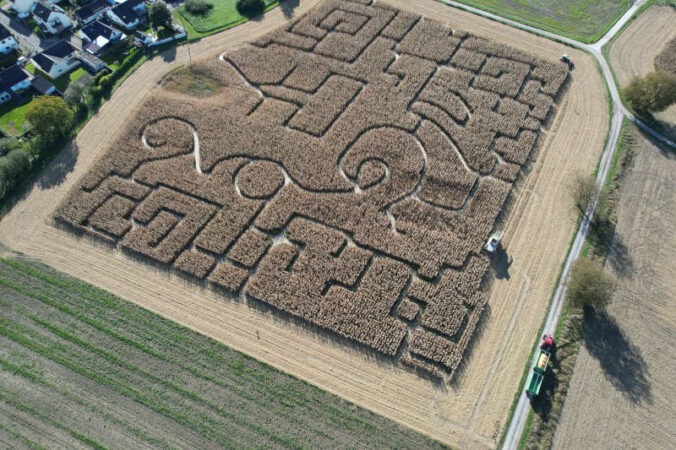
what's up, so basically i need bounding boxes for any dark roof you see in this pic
[75,0,111,21]
[32,2,54,22]
[32,40,77,72]
[0,24,12,41]
[80,20,116,41]
[0,65,30,91]
[32,76,55,94]
[41,40,77,58]
[109,0,145,25]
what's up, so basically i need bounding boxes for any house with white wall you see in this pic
[7,0,57,19]
[75,0,114,25]
[0,65,33,104]
[31,40,80,79]
[0,25,19,54]
[107,0,146,30]
[32,2,72,35]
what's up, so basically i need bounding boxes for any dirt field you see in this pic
[553,127,676,449]
[0,0,608,448]
[608,5,676,124]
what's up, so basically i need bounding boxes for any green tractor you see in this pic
[525,334,554,398]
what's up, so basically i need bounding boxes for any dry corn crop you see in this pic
[55,0,568,382]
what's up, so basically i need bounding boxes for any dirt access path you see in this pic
[0,0,608,448]
[553,127,676,449]
[608,5,676,124]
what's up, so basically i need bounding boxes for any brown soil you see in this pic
[553,127,676,449]
[0,0,608,447]
[608,5,676,124]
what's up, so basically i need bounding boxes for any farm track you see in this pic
[553,126,676,449]
[0,0,610,448]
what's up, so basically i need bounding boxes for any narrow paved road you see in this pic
[436,1,676,449]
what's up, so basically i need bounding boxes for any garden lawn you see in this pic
[0,100,32,136]
[176,0,279,38]
[447,0,631,43]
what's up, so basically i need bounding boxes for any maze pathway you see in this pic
[55,0,569,382]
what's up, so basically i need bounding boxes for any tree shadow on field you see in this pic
[604,231,633,278]
[583,306,652,404]
[280,0,300,18]
[161,45,176,62]
[490,245,512,280]
[37,142,78,189]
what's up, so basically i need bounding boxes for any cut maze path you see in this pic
[0,0,611,448]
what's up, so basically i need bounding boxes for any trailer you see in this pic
[525,335,554,397]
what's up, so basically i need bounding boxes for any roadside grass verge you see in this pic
[0,256,448,449]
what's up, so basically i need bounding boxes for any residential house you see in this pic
[77,51,105,72]
[75,0,113,25]
[32,2,72,35]
[133,30,152,46]
[31,76,56,96]
[0,65,33,104]
[31,40,80,79]
[0,25,19,54]
[7,0,58,19]
[77,19,123,55]
[107,0,146,30]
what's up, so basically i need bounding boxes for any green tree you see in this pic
[149,1,172,29]
[185,0,212,15]
[572,174,605,212]
[236,0,264,16]
[64,74,94,112]
[26,96,73,143]
[624,70,676,113]
[0,147,31,199]
[567,258,616,308]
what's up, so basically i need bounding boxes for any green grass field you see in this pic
[448,0,631,42]
[175,0,278,39]
[0,257,447,449]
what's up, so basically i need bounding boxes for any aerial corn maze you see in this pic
[56,0,568,382]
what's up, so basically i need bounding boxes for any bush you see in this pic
[236,0,265,16]
[185,0,212,15]
[0,147,31,200]
[624,70,676,113]
[567,258,616,308]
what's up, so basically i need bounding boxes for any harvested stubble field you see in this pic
[0,257,446,449]
[0,0,608,447]
[608,5,676,124]
[57,0,571,382]
[554,126,676,449]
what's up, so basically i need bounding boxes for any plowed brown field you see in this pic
[553,126,676,449]
[608,5,676,124]
[0,0,608,448]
